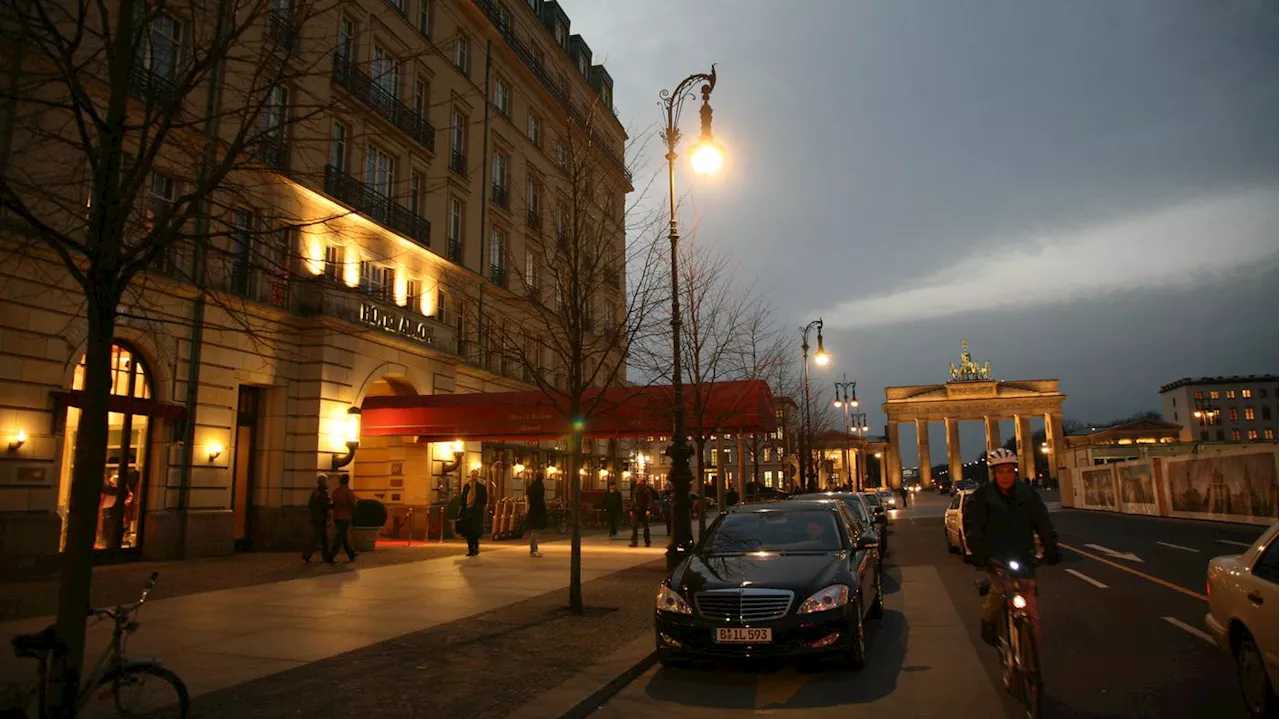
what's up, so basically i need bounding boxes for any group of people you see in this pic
[302,474,359,563]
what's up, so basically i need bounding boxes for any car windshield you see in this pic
[863,494,882,507]
[704,510,844,553]
[836,497,871,526]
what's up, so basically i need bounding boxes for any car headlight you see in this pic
[798,584,850,614]
[656,586,692,615]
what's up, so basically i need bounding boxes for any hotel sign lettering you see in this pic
[359,303,434,345]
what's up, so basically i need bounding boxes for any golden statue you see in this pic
[949,339,993,382]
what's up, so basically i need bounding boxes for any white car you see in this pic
[1205,523,1278,718]
[944,489,977,556]
[877,489,897,509]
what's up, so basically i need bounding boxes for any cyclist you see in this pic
[963,447,1061,646]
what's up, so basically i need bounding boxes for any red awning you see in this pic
[361,380,777,442]
[51,390,188,420]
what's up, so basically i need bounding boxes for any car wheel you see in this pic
[1236,632,1277,718]
[868,569,885,619]
[847,594,867,670]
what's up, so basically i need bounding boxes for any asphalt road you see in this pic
[588,492,1270,718]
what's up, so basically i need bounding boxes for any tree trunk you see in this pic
[568,428,583,615]
[49,295,118,714]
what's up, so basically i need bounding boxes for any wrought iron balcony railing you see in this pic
[489,264,507,288]
[526,210,542,232]
[266,10,300,52]
[257,134,289,171]
[449,149,467,177]
[323,165,430,248]
[128,67,180,108]
[491,183,508,209]
[447,237,462,263]
[332,55,435,153]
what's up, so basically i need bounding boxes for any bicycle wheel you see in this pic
[1018,620,1043,719]
[80,664,189,718]
[999,608,1022,695]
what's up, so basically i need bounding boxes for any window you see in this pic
[365,146,395,197]
[601,84,612,111]
[1242,389,1253,399]
[555,138,568,170]
[578,53,589,77]
[436,289,448,323]
[1229,407,1239,421]
[526,178,541,217]
[447,195,464,257]
[493,76,511,116]
[525,250,537,292]
[453,36,470,74]
[1262,389,1270,398]
[492,151,509,197]
[406,279,421,311]
[1232,429,1241,441]
[1255,540,1278,584]
[330,122,347,172]
[359,261,394,301]
[337,17,356,60]
[139,13,182,80]
[1245,407,1256,421]
[1227,390,1237,399]
[526,112,541,146]
[1174,411,1178,421]
[1247,429,1259,440]
[409,172,424,216]
[1265,428,1275,440]
[1194,391,1204,400]
[418,0,432,36]
[1216,430,1225,441]
[1209,390,1220,400]
[259,85,288,136]
[450,109,467,165]
[371,44,398,99]
[323,245,344,280]
[526,0,537,9]
[554,22,567,48]
[414,78,428,118]
[1263,406,1272,420]
[531,43,545,71]
[490,228,506,270]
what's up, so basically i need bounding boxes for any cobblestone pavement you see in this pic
[184,559,667,719]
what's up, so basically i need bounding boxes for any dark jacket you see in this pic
[603,489,623,516]
[963,480,1058,567]
[526,478,548,530]
[308,487,331,525]
[632,484,653,513]
[458,481,488,538]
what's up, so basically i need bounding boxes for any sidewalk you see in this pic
[0,532,670,716]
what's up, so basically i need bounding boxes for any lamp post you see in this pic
[832,376,857,490]
[851,411,869,490]
[799,319,830,493]
[659,65,723,568]
[1192,401,1220,442]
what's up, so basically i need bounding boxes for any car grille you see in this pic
[695,589,794,622]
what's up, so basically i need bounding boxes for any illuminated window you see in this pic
[1229,408,1239,421]
[1209,390,1220,400]
[1245,407,1256,421]
[1227,390,1237,399]
[1265,428,1275,440]
[1241,389,1253,399]
[1194,391,1204,400]
[1232,429,1241,441]
[1248,429,1258,440]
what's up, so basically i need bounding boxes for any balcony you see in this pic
[447,237,462,263]
[526,210,542,232]
[450,149,467,177]
[257,134,289,171]
[332,55,435,153]
[323,165,430,248]
[603,268,620,290]
[207,252,290,309]
[266,10,300,52]
[294,277,457,354]
[471,0,631,183]
[128,66,179,108]
[489,264,507,289]
[491,183,508,210]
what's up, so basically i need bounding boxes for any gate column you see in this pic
[945,417,963,486]
[885,422,902,489]
[984,415,1002,454]
[916,418,932,488]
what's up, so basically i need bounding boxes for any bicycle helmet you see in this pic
[986,447,1019,467]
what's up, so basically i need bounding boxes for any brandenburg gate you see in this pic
[881,341,1067,488]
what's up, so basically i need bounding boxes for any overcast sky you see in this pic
[567,0,1278,465]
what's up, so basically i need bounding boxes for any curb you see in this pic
[501,634,657,719]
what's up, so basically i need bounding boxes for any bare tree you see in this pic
[489,101,666,614]
[729,298,789,490]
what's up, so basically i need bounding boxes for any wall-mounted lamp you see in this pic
[441,439,466,474]
[598,468,609,478]
[513,463,526,475]
[330,407,362,470]
[208,442,224,463]
[546,465,559,476]
[8,429,26,453]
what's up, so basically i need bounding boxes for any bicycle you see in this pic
[976,557,1042,719]
[3,572,189,718]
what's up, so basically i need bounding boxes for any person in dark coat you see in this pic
[964,448,1061,647]
[630,478,653,547]
[603,482,624,538]
[527,472,548,557]
[459,470,488,556]
[302,477,331,563]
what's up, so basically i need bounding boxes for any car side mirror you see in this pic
[856,534,879,550]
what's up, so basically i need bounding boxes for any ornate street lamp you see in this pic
[833,376,856,490]
[659,65,722,568]
[798,319,830,493]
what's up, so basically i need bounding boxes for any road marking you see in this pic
[1216,539,1252,549]
[1061,543,1206,601]
[1065,568,1109,588]
[1083,543,1144,563]
[1156,541,1201,553]
[1162,616,1215,644]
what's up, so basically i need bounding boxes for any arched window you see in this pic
[58,342,155,552]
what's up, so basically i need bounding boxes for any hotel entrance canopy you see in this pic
[360,380,777,442]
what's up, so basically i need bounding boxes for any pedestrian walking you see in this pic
[302,477,331,563]
[603,482,624,538]
[459,470,487,556]
[328,474,357,562]
[630,477,653,547]
[526,471,547,557]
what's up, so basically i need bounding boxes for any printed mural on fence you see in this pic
[1116,461,1159,516]
[1164,452,1279,525]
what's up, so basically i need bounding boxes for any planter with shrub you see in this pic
[350,498,388,551]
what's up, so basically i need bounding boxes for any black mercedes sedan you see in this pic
[655,499,883,669]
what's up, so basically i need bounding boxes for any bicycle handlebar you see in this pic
[89,572,160,621]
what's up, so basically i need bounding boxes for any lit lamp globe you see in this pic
[690,140,723,176]
[813,349,831,367]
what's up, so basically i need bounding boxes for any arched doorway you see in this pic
[57,342,155,553]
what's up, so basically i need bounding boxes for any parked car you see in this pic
[655,499,884,669]
[860,492,889,552]
[951,479,978,496]
[788,492,884,574]
[1205,523,1278,718]
[876,489,897,509]
[944,488,978,557]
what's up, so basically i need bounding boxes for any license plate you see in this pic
[714,627,772,644]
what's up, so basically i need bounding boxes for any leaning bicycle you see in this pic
[977,557,1042,719]
[3,571,189,717]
